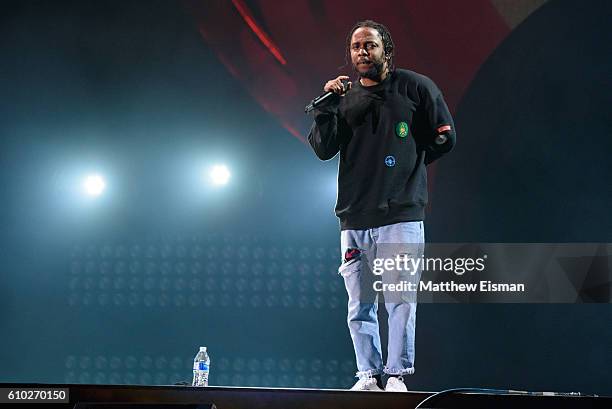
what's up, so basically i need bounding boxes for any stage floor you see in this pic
[0,383,609,408]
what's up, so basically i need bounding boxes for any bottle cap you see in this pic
[199,346,207,352]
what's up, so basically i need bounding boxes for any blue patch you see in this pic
[384,155,396,167]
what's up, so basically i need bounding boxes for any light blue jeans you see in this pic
[339,221,425,378]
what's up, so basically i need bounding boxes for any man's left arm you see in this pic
[419,78,456,165]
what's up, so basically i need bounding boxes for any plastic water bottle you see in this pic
[192,346,210,386]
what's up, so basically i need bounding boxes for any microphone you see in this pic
[305,79,349,113]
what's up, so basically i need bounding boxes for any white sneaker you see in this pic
[350,377,383,391]
[385,376,407,392]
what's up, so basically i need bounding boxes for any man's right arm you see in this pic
[307,75,352,161]
[307,98,349,161]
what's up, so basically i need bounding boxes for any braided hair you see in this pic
[345,20,395,73]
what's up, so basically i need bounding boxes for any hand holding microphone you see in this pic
[324,75,352,94]
[305,75,352,113]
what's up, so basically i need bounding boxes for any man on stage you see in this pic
[307,20,456,392]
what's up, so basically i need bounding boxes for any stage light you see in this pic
[94,372,107,384]
[112,294,125,306]
[217,358,230,371]
[188,294,201,307]
[278,374,291,386]
[208,164,231,186]
[109,357,122,370]
[265,294,278,307]
[78,372,91,384]
[95,356,108,370]
[82,174,106,196]
[281,294,293,308]
[154,373,167,385]
[298,294,309,308]
[157,294,170,307]
[329,295,340,309]
[154,357,168,371]
[143,294,155,308]
[294,374,306,387]
[217,374,230,386]
[139,373,152,385]
[65,356,77,369]
[249,294,262,307]
[80,356,92,370]
[97,293,110,306]
[108,373,122,384]
[232,358,246,372]
[140,356,153,370]
[294,359,307,372]
[262,374,275,387]
[173,294,186,307]
[127,293,140,306]
[326,360,339,373]
[123,373,136,384]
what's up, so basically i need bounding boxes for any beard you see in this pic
[354,58,386,82]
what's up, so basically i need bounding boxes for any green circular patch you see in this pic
[396,121,409,138]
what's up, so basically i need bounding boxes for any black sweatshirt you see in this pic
[307,68,456,230]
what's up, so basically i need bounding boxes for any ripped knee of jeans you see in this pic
[343,247,362,263]
[339,247,364,277]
